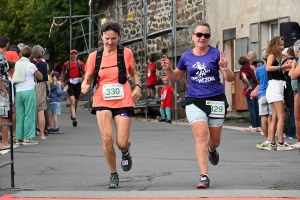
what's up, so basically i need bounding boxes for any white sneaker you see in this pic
[291,141,300,149]
[277,142,294,151]
[0,149,10,155]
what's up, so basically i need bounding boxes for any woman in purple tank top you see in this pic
[161,22,234,189]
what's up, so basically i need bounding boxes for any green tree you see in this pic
[0,0,98,69]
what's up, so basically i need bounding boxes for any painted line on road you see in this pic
[1,194,299,200]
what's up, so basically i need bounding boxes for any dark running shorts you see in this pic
[91,107,134,118]
[67,82,81,99]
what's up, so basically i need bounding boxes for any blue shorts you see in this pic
[185,103,224,127]
[49,103,61,115]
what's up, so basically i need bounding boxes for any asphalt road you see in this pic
[0,101,299,198]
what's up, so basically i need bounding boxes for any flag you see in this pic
[88,0,91,6]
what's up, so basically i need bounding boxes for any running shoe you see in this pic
[158,119,166,122]
[256,141,269,150]
[196,174,210,189]
[268,143,277,151]
[107,174,119,189]
[121,149,132,172]
[166,120,172,123]
[277,142,294,151]
[208,148,219,165]
[72,119,77,127]
[291,141,300,149]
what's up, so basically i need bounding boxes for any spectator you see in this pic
[14,46,43,145]
[159,76,175,123]
[238,56,261,132]
[144,56,157,99]
[5,46,20,62]
[265,36,293,151]
[281,47,296,139]
[48,71,68,134]
[31,45,49,140]
[0,36,12,151]
[289,39,300,149]
[255,49,272,150]
[7,60,16,136]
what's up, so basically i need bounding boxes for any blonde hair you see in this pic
[52,76,58,87]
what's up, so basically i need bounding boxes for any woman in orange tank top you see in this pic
[81,22,141,189]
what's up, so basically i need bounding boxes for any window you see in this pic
[269,22,279,39]
[122,0,128,15]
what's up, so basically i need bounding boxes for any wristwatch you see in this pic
[134,84,142,89]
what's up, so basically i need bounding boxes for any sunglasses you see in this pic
[194,32,211,39]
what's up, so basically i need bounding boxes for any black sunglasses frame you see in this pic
[194,32,211,39]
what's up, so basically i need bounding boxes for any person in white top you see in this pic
[14,46,43,145]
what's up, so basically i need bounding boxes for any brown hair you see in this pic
[22,46,32,58]
[266,36,283,58]
[238,56,249,65]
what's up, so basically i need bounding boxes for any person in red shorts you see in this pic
[159,76,175,123]
[61,49,85,127]
[144,56,157,99]
[81,22,141,189]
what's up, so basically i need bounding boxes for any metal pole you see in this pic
[114,0,118,22]
[143,0,148,120]
[87,0,92,111]
[172,0,178,123]
[69,0,72,53]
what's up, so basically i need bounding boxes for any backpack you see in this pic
[65,59,83,80]
[91,44,127,89]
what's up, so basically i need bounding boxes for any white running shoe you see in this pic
[291,141,300,149]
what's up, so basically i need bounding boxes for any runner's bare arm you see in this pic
[81,72,92,94]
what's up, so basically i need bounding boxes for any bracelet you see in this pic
[278,64,281,71]
[220,66,229,71]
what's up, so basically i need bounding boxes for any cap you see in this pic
[282,48,288,56]
[162,76,168,81]
[51,71,60,78]
[70,49,78,54]
[17,43,26,51]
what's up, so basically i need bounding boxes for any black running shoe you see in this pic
[72,119,77,127]
[196,174,210,189]
[121,149,132,172]
[208,148,219,165]
[107,174,119,189]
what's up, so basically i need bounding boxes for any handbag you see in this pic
[0,94,9,118]
[250,85,259,99]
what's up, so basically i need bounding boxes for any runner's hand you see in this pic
[132,87,141,101]
[161,55,171,71]
[219,51,228,68]
[81,82,90,94]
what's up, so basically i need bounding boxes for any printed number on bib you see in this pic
[206,100,225,118]
[103,83,124,100]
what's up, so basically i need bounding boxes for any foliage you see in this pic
[0,0,98,64]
